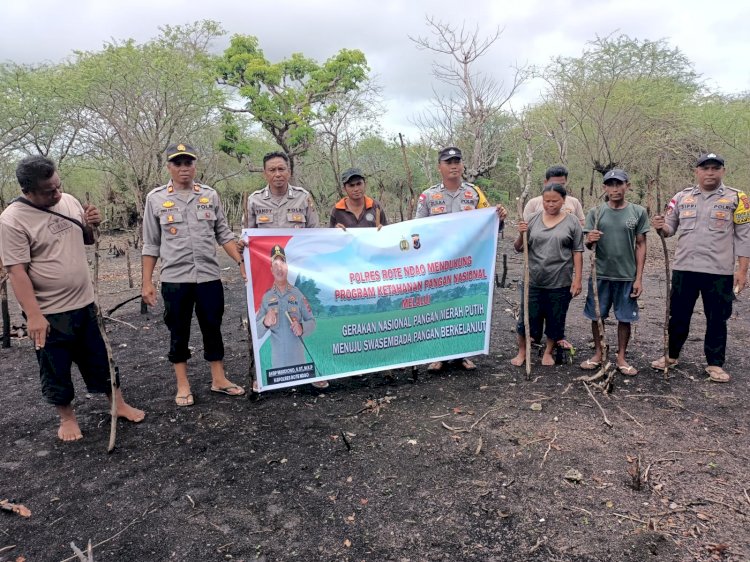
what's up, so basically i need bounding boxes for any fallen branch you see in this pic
[612,512,648,525]
[69,540,93,562]
[614,403,644,428]
[540,431,558,468]
[58,515,142,562]
[0,545,16,554]
[744,488,750,507]
[0,500,31,518]
[103,316,137,330]
[106,294,141,316]
[583,382,612,427]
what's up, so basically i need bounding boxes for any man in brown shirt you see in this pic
[329,168,387,229]
[0,155,144,441]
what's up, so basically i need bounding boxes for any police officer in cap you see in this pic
[651,153,750,383]
[142,142,247,406]
[415,146,508,372]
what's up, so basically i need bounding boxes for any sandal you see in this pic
[617,364,638,376]
[427,361,444,372]
[175,393,194,407]
[650,356,678,370]
[705,366,730,383]
[579,359,601,370]
[460,358,476,370]
[311,380,329,389]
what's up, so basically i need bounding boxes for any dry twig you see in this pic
[540,431,558,468]
[583,382,612,427]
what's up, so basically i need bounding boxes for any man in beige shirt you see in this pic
[0,155,144,441]
[523,165,584,225]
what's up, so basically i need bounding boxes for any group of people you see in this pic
[0,142,745,442]
[509,156,748,386]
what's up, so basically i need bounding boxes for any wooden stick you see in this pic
[583,381,612,427]
[655,178,671,380]
[87,193,119,453]
[517,183,531,379]
[589,200,609,379]
[1,267,10,349]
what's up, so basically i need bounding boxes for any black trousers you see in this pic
[35,303,119,406]
[516,285,573,343]
[161,280,225,364]
[668,270,733,366]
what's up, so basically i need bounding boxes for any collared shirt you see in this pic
[255,283,316,368]
[247,184,319,228]
[663,183,750,275]
[329,196,388,228]
[414,181,491,219]
[0,193,94,314]
[142,181,235,283]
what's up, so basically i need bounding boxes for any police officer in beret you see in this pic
[652,153,750,383]
[255,244,326,388]
[415,146,508,372]
[142,142,246,406]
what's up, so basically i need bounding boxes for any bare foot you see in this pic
[541,353,555,366]
[112,389,145,422]
[56,405,83,442]
[117,402,145,422]
[58,418,83,442]
[510,353,526,367]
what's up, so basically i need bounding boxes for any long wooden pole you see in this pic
[655,160,671,380]
[590,201,608,375]
[87,193,119,452]
[517,185,531,378]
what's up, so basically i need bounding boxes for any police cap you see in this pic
[438,146,462,161]
[270,244,286,261]
[696,153,725,167]
[166,143,198,161]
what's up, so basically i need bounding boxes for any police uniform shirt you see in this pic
[414,182,490,219]
[142,181,235,283]
[247,185,320,228]
[255,283,317,368]
[663,183,750,275]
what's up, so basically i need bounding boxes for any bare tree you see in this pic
[410,16,527,182]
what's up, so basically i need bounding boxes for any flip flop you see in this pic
[461,358,476,370]
[427,361,444,372]
[617,364,638,376]
[210,384,246,396]
[311,380,329,389]
[579,359,601,371]
[175,393,194,407]
[705,366,730,383]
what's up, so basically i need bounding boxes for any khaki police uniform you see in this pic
[256,284,316,368]
[664,184,750,275]
[661,183,750,367]
[247,185,319,228]
[142,180,236,363]
[414,182,490,219]
[142,181,235,282]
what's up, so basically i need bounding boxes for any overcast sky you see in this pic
[2,0,748,138]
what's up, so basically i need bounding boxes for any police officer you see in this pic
[255,245,325,387]
[246,151,319,228]
[651,153,750,383]
[414,146,508,372]
[142,142,246,406]
[330,168,387,229]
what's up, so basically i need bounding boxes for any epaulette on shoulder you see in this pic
[289,184,311,194]
[148,184,168,196]
[724,185,740,192]
[249,187,266,197]
[681,186,694,192]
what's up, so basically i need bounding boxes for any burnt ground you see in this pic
[1,230,749,562]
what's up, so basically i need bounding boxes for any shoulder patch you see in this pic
[734,191,750,224]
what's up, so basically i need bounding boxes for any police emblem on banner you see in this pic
[412,233,421,249]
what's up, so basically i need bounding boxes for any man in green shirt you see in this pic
[580,169,649,375]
